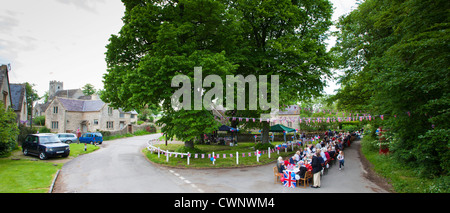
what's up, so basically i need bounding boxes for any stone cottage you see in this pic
[45,96,138,133]
[0,64,12,110]
[10,83,28,124]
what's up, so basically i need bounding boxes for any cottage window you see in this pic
[107,121,114,129]
[93,119,98,125]
[130,114,135,119]
[51,121,59,129]
[53,106,58,114]
[108,107,113,115]
[120,113,125,118]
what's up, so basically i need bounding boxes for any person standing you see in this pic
[337,151,345,170]
[311,150,322,188]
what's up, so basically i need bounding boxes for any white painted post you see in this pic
[166,150,169,162]
[268,147,271,159]
[277,149,279,155]
[158,147,160,158]
[285,147,287,153]
[213,152,215,165]
[291,143,294,151]
[257,150,259,162]
[187,152,190,165]
[236,152,239,165]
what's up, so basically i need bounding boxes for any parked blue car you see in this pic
[22,133,70,160]
[79,133,103,144]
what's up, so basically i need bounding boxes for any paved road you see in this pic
[54,133,387,193]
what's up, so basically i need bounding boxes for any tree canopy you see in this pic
[331,0,449,176]
[102,0,334,147]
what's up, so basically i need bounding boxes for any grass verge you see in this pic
[0,143,99,193]
[144,142,297,168]
[361,134,448,193]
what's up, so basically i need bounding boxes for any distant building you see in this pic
[45,97,138,133]
[0,64,12,110]
[36,80,138,133]
[34,81,86,116]
[10,83,28,124]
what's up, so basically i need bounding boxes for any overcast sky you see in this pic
[0,0,358,98]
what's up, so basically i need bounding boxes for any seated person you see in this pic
[289,156,297,165]
[277,157,285,173]
[284,157,291,167]
[296,161,308,178]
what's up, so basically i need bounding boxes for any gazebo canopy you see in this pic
[269,124,296,133]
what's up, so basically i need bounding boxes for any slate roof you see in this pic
[35,102,51,112]
[58,98,105,112]
[10,84,25,111]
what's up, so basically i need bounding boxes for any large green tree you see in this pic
[102,0,334,147]
[332,0,449,175]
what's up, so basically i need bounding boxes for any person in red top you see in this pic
[324,149,330,160]
[305,163,312,171]
[284,157,291,167]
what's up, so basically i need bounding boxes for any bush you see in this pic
[17,124,35,146]
[175,146,205,154]
[38,126,51,133]
[33,115,45,126]
[416,128,450,176]
[146,125,156,133]
[0,104,19,156]
[133,130,150,136]
[255,142,275,151]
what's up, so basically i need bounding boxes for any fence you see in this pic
[146,139,304,166]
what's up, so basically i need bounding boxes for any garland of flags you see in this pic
[214,105,430,125]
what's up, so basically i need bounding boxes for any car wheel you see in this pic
[23,148,28,156]
[66,140,72,144]
[39,152,47,160]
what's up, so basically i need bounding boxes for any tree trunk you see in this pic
[262,122,270,143]
[185,140,194,149]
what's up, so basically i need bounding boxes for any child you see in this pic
[337,151,345,170]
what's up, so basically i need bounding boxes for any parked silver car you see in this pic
[56,133,78,144]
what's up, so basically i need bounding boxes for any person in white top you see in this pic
[337,151,345,170]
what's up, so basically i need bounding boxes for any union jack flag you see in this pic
[283,171,296,188]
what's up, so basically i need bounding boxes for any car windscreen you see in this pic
[39,135,61,144]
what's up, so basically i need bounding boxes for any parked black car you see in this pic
[22,133,70,160]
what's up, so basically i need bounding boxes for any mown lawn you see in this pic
[0,143,99,193]
[0,159,62,193]
[144,142,297,168]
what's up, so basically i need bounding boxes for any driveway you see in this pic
[53,134,388,193]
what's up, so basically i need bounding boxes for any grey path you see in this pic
[54,134,387,193]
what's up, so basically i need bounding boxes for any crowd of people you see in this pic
[276,130,358,188]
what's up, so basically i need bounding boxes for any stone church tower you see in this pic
[49,81,63,98]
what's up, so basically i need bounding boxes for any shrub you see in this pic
[0,104,19,156]
[38,126,51,133]
[33,115,45,126]
[254,142,275,151]
[175,146,205,154]
[146,125,156,133]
